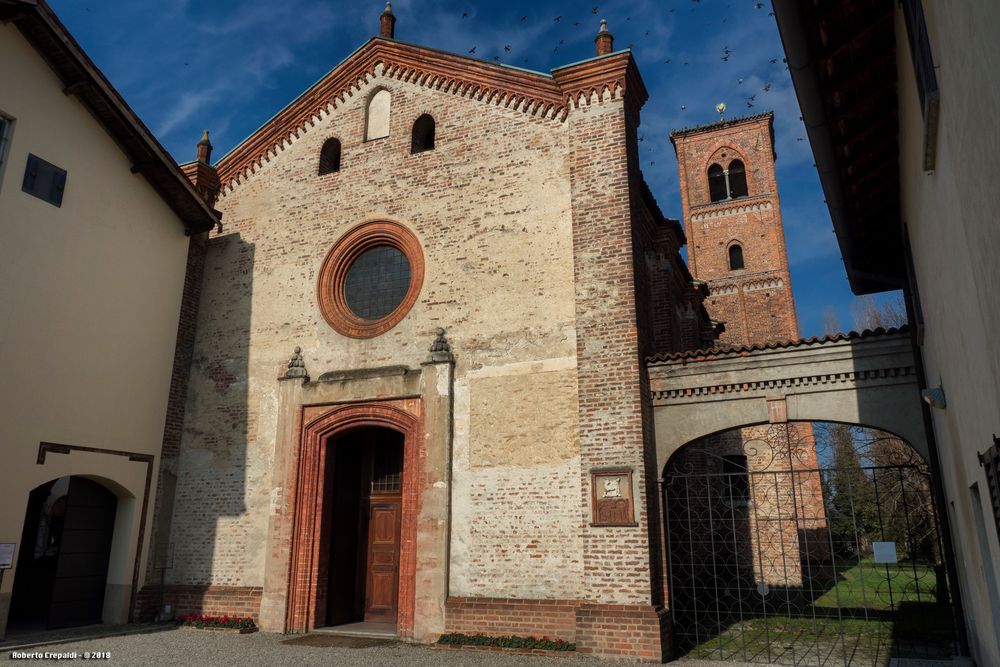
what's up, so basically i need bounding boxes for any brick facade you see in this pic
[153,22,716,662]
[671,113,799,347]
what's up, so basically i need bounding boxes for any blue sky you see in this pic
[50,0,900,337]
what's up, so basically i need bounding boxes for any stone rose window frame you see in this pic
[317,220,424,338]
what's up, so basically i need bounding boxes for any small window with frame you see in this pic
[22,153,67,207]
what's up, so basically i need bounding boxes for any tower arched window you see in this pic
[318,138,341,175]
[365,89,391,141]
[729,243,745,271]
[728,159,748,198]
[411,114,435,154]
[708,163,727,202]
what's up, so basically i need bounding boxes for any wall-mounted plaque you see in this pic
[591,469,636,526]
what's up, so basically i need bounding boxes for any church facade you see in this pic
[137,10,725,660]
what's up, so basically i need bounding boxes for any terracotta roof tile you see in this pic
[646,325,909,365]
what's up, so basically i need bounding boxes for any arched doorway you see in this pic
[320,426,404,629]
[284,401,420,637]
[663,422,957,666]
[9,477,118,631]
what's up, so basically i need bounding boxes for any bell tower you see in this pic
[670,112,799,347]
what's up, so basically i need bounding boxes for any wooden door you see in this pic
[48,477,117,629]
[363,500,400,622]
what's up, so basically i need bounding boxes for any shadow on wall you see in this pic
[136,233,256,621]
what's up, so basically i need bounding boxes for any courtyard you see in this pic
[1,628,752,666]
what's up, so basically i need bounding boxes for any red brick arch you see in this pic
[285,400,422,637]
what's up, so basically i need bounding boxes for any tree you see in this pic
[851,293,907,330]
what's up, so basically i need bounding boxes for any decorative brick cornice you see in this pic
[215,39,643,194]
[552,50,647,110]
[650,365,917,404]
[690,195,772,220]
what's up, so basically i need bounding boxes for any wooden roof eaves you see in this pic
[2,0,218,234]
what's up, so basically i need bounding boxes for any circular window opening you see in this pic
[318,221,424,338]
[344,245,412,320]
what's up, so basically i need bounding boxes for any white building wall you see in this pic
[895,3,1000,664]
[0,23,190,637]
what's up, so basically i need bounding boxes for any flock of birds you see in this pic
[452,1,806,165]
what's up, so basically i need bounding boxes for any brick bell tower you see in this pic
[670,112,799,347]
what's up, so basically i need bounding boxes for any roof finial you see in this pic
[715,102,727,121]
[380,2,396,38]
[595,19,614,56]
[196,129,212,163]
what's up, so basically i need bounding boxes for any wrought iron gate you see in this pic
[664,424,958,666]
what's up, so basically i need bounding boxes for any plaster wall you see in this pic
[0,24,190,636]
[895,3,1000,664]
[169,66,584,602]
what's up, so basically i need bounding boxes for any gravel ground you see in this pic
[2,627,776,666]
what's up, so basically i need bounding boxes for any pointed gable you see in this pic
[214,38,647,193]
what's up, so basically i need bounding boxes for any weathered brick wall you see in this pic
[135,585,261,621]
[672,114,799,346]
[567,95,653,605]
[168,67,586,601]
[444,597,579,641]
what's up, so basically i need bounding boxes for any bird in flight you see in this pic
[504,44,512,52]
[520,15,527,21]
[468,46,476,54]
[762,83,772,92]
[592,7,599,14]
[554,15,562,21]
[462,10,468,18]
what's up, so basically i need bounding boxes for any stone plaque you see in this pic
[591,469,636,526]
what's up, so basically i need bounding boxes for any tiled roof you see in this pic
[669,111,773,139]
[646,326,909,365]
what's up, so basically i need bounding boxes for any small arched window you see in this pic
[318,138,341,175]
[365,89,391,141]
[728,159,748,198]
[729,243,745,271]
[708,163,727,202]
[411,114,435,154]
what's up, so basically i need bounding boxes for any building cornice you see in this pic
[215,39,645,194]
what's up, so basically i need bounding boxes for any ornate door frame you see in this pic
[284,400,422,637]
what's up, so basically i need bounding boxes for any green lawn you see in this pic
[811,560,938,610]
[679,561,955,666]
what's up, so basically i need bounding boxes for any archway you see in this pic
[662,422,956,666]
[319,426,404,630]
[285,401,420,637]
[9,477,118,631]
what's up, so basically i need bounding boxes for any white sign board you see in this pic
[873,541,898,564]
[0,543,15,569]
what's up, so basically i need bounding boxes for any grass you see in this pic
[678,560,956,666]
[811,560,938,610]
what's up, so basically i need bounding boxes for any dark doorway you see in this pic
[9,477,118,631]
[321,427,403,630]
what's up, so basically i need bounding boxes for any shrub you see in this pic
[437,632,575,651]
[179,613,256,630]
